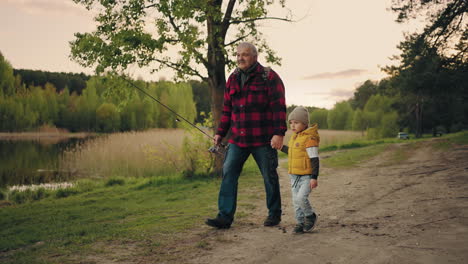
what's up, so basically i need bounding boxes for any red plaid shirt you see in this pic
[216,63,287,147]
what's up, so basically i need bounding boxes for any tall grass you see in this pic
[59,129,196,179]
[60,129,365,179]
[284,129,366,149]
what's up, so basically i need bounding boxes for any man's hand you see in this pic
[270,135,284,150]
[310,179,318,189]
[213,135,223,146]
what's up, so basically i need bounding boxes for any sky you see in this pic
[0,0,421,109]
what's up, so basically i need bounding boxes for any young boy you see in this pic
[281,106,320,234]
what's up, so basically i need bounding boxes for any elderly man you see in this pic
[206,42,287,229]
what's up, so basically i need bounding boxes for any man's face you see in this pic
[237,46,257,71]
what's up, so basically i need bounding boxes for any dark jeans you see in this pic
[217,143,282,223]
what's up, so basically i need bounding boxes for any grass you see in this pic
[431,131,468,150]
[2,129,466,263]
[319,131,468,169]
[0,157,264,264]
[321,144,389,168]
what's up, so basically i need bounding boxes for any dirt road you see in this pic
[187,140,468,264]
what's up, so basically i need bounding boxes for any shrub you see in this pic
[32,188,47,200]
[55,188,79,198]
[105,178,125,187]
[10,190,28,204]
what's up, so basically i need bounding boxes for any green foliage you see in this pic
[385,0,468,137]
[350,80,378,110]
[361,95,400,139]
[96,103,121,132]
[352,109,365,132]
[327,101,354,130]
[9,188,52,204]
[55,188,79,198]
[105,178,125,187]
[310,108,328,129]
[181,112,215,177]
[70,0,286,77]
[13,68,90,94]
[0,51,15,97]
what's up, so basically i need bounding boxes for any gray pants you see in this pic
[289,174,315,224]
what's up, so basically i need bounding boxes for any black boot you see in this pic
[205,217,231,229]
[263,215,281,226]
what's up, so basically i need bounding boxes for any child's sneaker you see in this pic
[304,213,317,232]
[293,223,304,234]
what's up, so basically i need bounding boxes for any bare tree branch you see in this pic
[153,58,205,80]
[230,16,294,24]
[225,35,250,47]
[222,0,237,37]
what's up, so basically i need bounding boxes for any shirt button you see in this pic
[240,104,244,108]
[240,131,244,134]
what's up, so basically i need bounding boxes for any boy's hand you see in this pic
[310,179,318,189]
[270,135,284,150]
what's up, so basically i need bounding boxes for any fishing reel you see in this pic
[208,143,227,156]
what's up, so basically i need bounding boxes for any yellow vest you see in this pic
[288,124,320,175]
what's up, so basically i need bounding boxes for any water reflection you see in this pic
[0,138,89,188]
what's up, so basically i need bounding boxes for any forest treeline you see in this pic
[0,52,211,132]
[1,49,466,137]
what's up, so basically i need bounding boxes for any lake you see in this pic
[0,137,91,188]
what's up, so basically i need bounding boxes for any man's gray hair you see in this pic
[237,42,258,56]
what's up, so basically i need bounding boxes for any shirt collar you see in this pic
[239,62,259,75]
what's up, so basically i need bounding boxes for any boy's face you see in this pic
[289,120,307,133]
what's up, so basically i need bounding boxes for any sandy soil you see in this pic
[183,140,468,264]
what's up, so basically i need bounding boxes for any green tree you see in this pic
[352,108,365,134]
[70,0,288,123]
[96,103,121,132]
[362,95,400,139]
[390,0,466,61]
[380,112,399,138]
[327,101,353,130]
[387,0,468,136]
[0,51,15,97]
[309,108,328,129]
[43,83,59,125]
[70,0,292,174]
[350,80,378,110]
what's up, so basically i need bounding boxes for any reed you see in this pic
[60,128,365,179]
[284,129,365,147]
[59,128,192,178]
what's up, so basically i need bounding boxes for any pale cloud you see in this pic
[327,88,355,99]
[305,88,354,102]
[302,69,368,80]
[5,0,88,16]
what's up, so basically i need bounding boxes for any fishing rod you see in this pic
[120,76,226,156]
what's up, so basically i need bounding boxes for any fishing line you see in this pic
[120,76,226,156]
[121,76,214,140]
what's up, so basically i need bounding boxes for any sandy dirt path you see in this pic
[186,141,468,264]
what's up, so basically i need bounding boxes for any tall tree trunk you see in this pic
[415,96,423,138]
[207,67,226,177]
[206,1,229,177]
